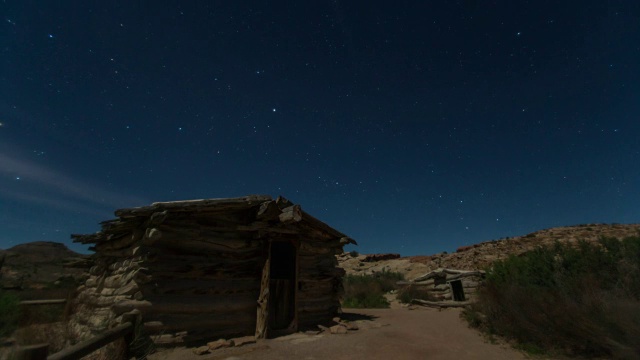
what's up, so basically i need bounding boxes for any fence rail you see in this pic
[48,322,133,360]
[19,299,67,306]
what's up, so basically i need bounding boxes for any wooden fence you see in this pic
[12,300,139,360]
[19,299,68,306]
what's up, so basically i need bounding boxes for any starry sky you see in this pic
[1,1,639,255]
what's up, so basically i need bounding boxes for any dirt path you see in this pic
[150,307,531,360]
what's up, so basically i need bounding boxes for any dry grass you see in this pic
[396,284,435,304]
[342,270,404,308]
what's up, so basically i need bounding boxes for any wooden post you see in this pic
[122,310,141,359]
[255,245,271,339]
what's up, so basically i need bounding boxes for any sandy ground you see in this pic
[149,306,532,360]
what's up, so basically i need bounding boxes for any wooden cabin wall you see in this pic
[296,238,344,328]
[140,253,262,341]
[72,208,349,344]
[72,216,266,345]
[412,274,483,301]
[132,218,265,344]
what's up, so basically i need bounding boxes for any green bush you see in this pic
[464,236,640,358]
[342,270,404,308]
[0,291,21,337]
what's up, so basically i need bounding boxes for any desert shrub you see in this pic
[0,291,21,337]
[396,284,435,303]
[342,270,404,308]
[13,322,70,352]
[464,236,640,358]
[349,250,359,258]
[374,269,404,292]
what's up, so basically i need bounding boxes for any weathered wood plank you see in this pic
[143,312,255,332]
[115,195,272,217]
[139,278,260,295]
[298,280,334,293]
[112,294,257,315]
[20,299,67,306]
[300,212,350,239]
[150,236,262,254]
[411,299,473,308]
[255,257,270,339]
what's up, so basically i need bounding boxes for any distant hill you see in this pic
[0,241,91,293]
[339,223,640,280]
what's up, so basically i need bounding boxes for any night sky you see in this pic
[1,1,639,255]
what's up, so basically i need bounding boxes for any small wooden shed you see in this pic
[403,268,485,306]
[70,195,355,345]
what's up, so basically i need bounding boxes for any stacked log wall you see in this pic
[136,224,264,344]
[296,238,344,328]
[412,273,483,302]
[72,222,265,345]
[71,197,352,344]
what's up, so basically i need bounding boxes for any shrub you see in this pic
[396,284,435,304]
[0,291,20,337]
[349,250,359,258]
[464,236,640,358]
[342,270,404,308]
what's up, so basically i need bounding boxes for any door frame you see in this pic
[255,239,299,339]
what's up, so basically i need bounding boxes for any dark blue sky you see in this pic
[1,1,639,255]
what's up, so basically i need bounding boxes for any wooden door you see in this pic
[268,242,297,333]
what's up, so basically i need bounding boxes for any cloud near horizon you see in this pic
[0,151,148,213]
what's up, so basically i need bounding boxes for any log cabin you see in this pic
[399,268,485,308]
[70,195,356,345]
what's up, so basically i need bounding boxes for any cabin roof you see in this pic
[72,195,356,247]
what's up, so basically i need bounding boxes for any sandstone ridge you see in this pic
[338,223,640,280]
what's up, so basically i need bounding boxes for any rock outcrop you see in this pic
[0,241,90,291]
[339,223,640,280]
[363,253,400,262]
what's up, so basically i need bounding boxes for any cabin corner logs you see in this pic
[400,268,485,307]
[70,195,356,345]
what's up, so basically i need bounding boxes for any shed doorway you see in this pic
[450,280,466,301]
[255,241,298,338]
[268,241,297,332]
